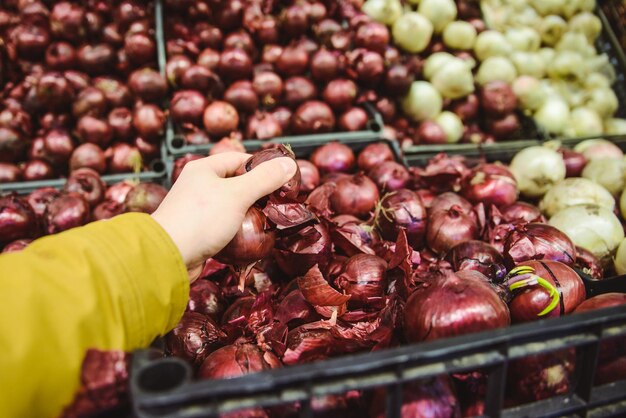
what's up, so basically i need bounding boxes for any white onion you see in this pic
[435,111,463,143]
[423,52,455,81]
[505,27,541,52]
[569,12,602,43]
[563,0,596,19]
[417,0,457,34]
[547,51,586,81]
[586,54,616,83]
[512,76,547,111]
[582,158,626,196]
[539,15,568,46]
[475,56,517,85]
[614,238,626,275]
[362,0,403,25]
[401,81,443,122]
[534,98,570,135]
[540,178,615,218]
[584,87,619,119]
[431,58,475,99]
[575,139,624,161]
[530,0,567,16]
[552,80,586,108]
[442,21,477,50]
[620,187,626,219]
[510,52,546,78]
[538,47,556,67]
[565,107,604,138]
[510,146,566,197]
[556,32,595,57]
[549,205,624,265]
[584,73,612,90]
[605,118,626,135]
[474,30,511,61]
[392,12,434,53]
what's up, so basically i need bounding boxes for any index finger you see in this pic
[196,152,252,178]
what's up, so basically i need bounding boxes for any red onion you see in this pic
[224,80,259,114]
[107,108,135,141]
[315,19,341,44]
[45,193,90,234]
[132,104,165,141]
[0,196,37,244]
[76,116,113,148]
[106,142,142,173]
[500,202,544,223]
[352,50,384,85]
[124,183,167,214]
[276,45,309,76]
[507,350,575,403]
[283,76,317,107]
[218,48,253,80]
[194,23,223,49]
[135,135,159,160]
[558,148,587,178]
[357,143,394,172]
[375,98,397,123]
[2,239,32,253]
[417,120,447,144]
[383,64,414,96]
[503,223,576,268]
[22,159,55,181]
[445,240,506,282]
[355,22,389,53]
[105,181,135,204]
[223,30,255,56]
[252,72,283,106]
[172,154,203,184]
[198,343,281,380]
[124,32,155,66]
[329,214,380,256]
[14,25,50,60]
[103,23,123,46]
[310,49,339,82]
[330,174,380,219]
[170,90,207,126]
[77,44,115,75]
[462,163,518,207]
[429,193,475,217]
[209,136,245,155]
[72,86,108,119]
[0,107,33,139]
[188,279,226,320]
[280,5,308,37]
[184,130,211,146]
[322,79,357,112]
[368,161,409,192]
[166,54,193,85]
[241,145,300,200]
[254,17,280,44]
[450,93,480,121]
[405,270,510,342]
[292,101,335,135]
[274,223,332,278]
[203,101,239,137]
[42,129,74,165]
[335,254,387,308]
[214,207,276,265]
[377,189,427,248]
[45,42,77,70]
[261,44,283,65]
[575,246,603,280]
[221,296,255,326]
[310,142,355,174]
[36,72,75,112]
[64,168,106,207]
[486,113,520,139]
[27,187,61,221]
[214,1,244,31]
[93,77,132,109]
[0,163,21,183]
[165,311,226,367]
[50,2,85,42]
[415,189,436,209]
[92,200,125,221]
[480,81,517,117]
[507,260,585,322]
[128,68,167,103]
[180,65,220,93]
[426,206,479,254]
[370,378,460,418]
[246,112,282,140]
[296,160,320,193]
[270,107,293,132]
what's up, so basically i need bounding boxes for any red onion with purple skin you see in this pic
[261,45,283,65]
[14,25,50,60]
[253,72,283,106]
[93,77,132,109]
[427,206,479,254]
[184,130,211,146]
[418,120,447,144]
[72,87,107,119]
[210,137,246,156]
[281,5,308,37]
[106,143,142,174]
[2,239,32,253]
[214,207,276,265]
[246,112,282,140]
[0,163,21,183]
[352,50,384,85]
[486,113,520,139]
[124,183,167,214]
[558,148,587,177]
[335,254,387,308]
[203,101,239,137]
[377,189,427,249]
[198,343,281,380]
[451,93,480,121]
[166,54,192,85]
[188,278,226,320]
[500,202,544,223]
[27,187,61,220]
[296,160,320,193]
[383,64,414,96]
[64,168,106,207]
[45,42,77,70]
[503,223,576,268]
[462,163,519,207]
[170,90,207,126]
[330,174,380,219]
[276,45,309,76]
[292,101,335,134]
[107,108,135,142]
[368,161,409,192]
[224,80,259,114]
[274,223,332,278]
[45,193,90,234]
[77,44,115,75]
[124,32,155,66]
[445,240,507,282]
[76,116,113,148]
[105,181,135,204]
[36,72,75,112]
[310,49,339,82]
[405,270,510,342]
[355,22,389,53]
[128,68,167,103]
[224,30,255,56]
[218,48,253,80]
[480,81,517,117]
[240,145,300,200]
[575,246,603,280]
[172,154,203,183]
[429,193,475,217]
[195,23,223,49]
[132,104,165,141]
[43,129,74,165]
[507,350,575,403]
[310,142,355,174]
[22,159,55,181]
[338,107,369,132]
[180,65,218,93]
[165,311,227,367]
[92,200,125,221]
[322,79,357,112]
[283,76,317,107]
[0,196,37,245]
[271,107,292,132]
[357,143,394,172]
[508,260,585,322]
[50,2,85,42]
[375,98,397,122]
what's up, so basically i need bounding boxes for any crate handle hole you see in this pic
[368,121,382,132]
[172,137,184,149]
[137,360,189,393]
[150,160,166,173]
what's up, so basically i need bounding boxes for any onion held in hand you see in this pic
[330,174,379,219]
[214,207,276,265]
[240,145,300,200]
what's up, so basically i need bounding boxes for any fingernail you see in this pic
[279,157,296,175]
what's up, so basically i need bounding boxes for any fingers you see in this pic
[232,157,298,206]
[193,152,252,178]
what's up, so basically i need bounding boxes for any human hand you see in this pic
[151,152,297,274]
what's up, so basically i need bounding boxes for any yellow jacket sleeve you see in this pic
[0,213,189,418]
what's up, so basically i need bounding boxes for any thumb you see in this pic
[233,157,298,205]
